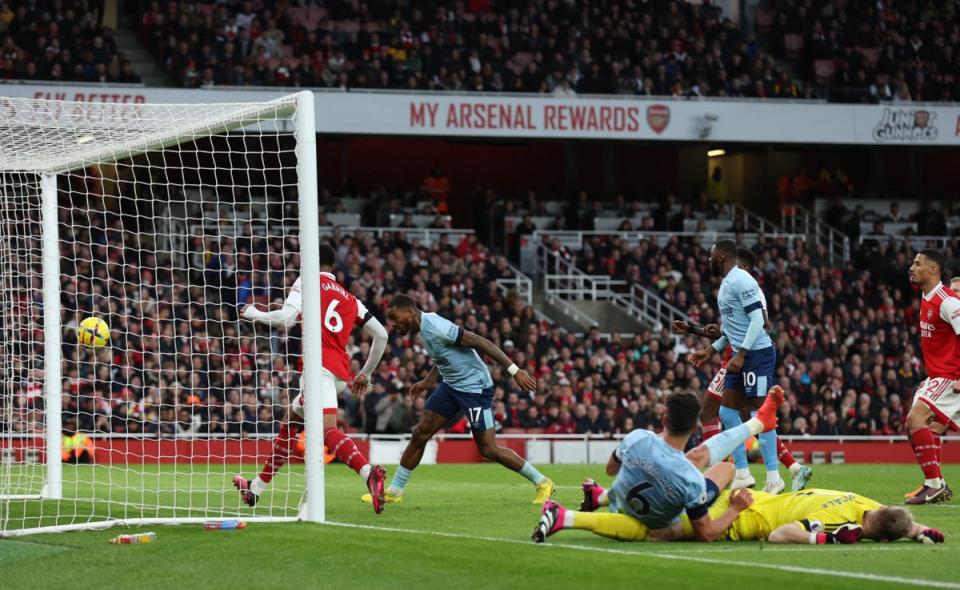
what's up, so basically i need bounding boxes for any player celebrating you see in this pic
[233,244,390,513]
[904,249,959,504]
[532,388,784,543]
[689,240,783,493]
[541,484,943,545]
[362,293,554,505]
[674,247,812,492]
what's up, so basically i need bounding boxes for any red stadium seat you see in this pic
[784,34,804,59]
[754,7,774,32]
[860,46,881,65]
[814,59,835,84]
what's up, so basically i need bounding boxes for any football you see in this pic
[77,316,110,349]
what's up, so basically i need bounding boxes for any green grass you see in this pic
[2,463,959,589]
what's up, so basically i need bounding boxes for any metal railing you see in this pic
[531,229,805,252]
[494,261,534,307]
[858,234,960,250]
[732,203,785,236]
[537,244,687,331]
[781,204,850,264]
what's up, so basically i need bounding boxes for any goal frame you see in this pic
[0,90,324,535]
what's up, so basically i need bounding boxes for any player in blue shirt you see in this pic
[360,293,555,506]
[690,240,783,493]
[531,388,783,543]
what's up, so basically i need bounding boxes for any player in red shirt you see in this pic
[233,244,390,513]
[905,249,959,505]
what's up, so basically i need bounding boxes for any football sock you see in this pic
[258,422,301,487]
[387,465,412,496]
[701,419,722,441]
[788,462,803,477]
[718,405,749,469]
[778,438,797,469]
[909,425,942,485]
[703,424,759,468]
[570,512,650,541]
[323,428,369,479]
[519,461,548,485]
[756,411,780,475]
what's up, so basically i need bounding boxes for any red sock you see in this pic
[324,428,369,477]
[260,422,301,484]
[777,437,796,469]
[933,433,943,465]
[909,426,942,480]
[701,420,721,441]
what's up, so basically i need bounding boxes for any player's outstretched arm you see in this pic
[352,316,388,397]
[767,523,812,544]
[459,330,537,391]
[241,302,298,329]
[911,522,946,544]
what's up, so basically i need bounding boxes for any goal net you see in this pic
[0,91,326,536]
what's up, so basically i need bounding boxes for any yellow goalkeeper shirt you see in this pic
[681,488,884,541]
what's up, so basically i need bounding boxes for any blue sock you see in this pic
[519,461,547,485]
[719,405,749,469]
[389,466,412,494]
[704,422,753,467]
[755,411,779,474]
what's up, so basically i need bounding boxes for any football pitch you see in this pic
[2,463,958,589]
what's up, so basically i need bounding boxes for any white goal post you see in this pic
[0,91,324,535]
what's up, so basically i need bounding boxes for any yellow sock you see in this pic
[571,511,649,541]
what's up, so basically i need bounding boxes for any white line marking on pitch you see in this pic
[325,521,960,590]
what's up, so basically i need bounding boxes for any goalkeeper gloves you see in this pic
[916,528,945,544]
[814,524,863,544]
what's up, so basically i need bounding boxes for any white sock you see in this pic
[359,464,372,481]
[789,462,803,476]
[745,416,764,436]
[386,485,405,497]
[563,510,575,528]
[250,476,267,496]
[598,491,609,506]
[767,470,783,484]
[735,468,751,480]
[925,478,943,489]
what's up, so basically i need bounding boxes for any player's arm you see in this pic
[459,329,537,392]
[727,285,765,372]
[688,487,752,543]
[910,522,946,544]
[410,366,440,398]
[606,448,622,476]
[769,514,864,545]
[941,297,960,335]
[241,278,301,329]
[351,308,388,397]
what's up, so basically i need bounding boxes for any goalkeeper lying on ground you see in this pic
[533,483,945,545]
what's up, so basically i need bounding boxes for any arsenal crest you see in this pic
[928,309,934,319]
[647,104,670,134]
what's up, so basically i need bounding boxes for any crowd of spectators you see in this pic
[768,0,960,102]
[0,1,141,84]
[5,179,957,443]
[134,0,809,97]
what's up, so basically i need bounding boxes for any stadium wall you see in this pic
[3,436,958,465]
[2,84,959,145]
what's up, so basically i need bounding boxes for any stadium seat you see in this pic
[814,60,836,84]
[784,34,804,59]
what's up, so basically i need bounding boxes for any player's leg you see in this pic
[580,478,609,512]
[776,436,813,491]
[317,373,387,513]
[234,403,304,507]
[742,348,783,494]
[470,398,554,503]
[719,385,753,487]
[701,368,726,441]
[371,409,448,502]
[686,386,782,470]
[531,500,651,544]
[906,379,954,504]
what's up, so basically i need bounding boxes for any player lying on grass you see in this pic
[537,484,945,545]
[361,293,554,506]
[673,247,812,493]
[532,387,783,543]
[234,244,390,513]
[902,250,958,504]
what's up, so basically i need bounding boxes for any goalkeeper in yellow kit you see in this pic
[536,483,945,545]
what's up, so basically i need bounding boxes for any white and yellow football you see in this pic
[77,316,110,349]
